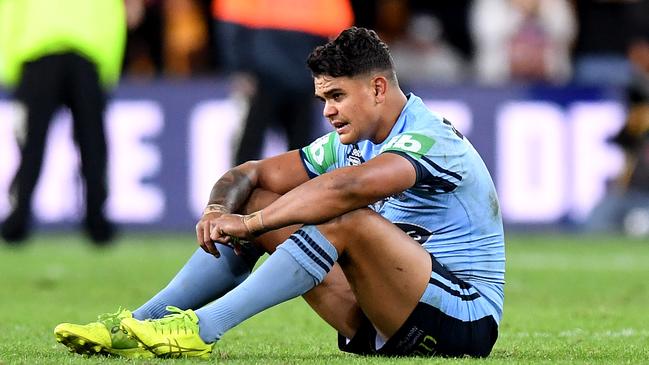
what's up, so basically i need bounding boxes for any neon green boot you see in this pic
[54,308,153,358]
[120,306,214,358]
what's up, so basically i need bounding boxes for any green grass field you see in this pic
[1,233,648,364]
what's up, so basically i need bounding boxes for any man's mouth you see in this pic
[332,120,349,133]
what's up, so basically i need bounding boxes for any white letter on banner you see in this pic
[497,102,567,222]
[106,101,165,222]
[188,100,243,217]
[33,111,81,222]
[569,101,625,222]
[188,99,290,218]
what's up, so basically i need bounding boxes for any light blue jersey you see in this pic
[300,94,505,324]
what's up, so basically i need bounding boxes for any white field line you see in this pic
[507,328,649,338]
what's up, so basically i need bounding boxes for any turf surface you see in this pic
[0,232,648,364]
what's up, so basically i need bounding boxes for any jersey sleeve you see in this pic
[299,132,340,178]
[380,132,464,193]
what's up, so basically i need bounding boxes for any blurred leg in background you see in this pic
[1,56,64,243]
[67,54,114,244]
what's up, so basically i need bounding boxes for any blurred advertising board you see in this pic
[0,81,625,231]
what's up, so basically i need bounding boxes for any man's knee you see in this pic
[317,208,381,248]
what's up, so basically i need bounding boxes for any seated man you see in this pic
[54,26,505,359]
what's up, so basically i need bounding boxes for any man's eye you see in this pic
[332,93,343,101]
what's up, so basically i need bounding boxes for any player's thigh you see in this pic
[317,208,432,339]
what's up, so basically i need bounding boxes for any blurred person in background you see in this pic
[388,13,468,85]
[585,4,649,237]
[212,0,354,166]
[572,0,648,86]
[123,0,164,77]
[122,0,214,78]
[470,0,576,84]
[0,0,126,244]
[164,0,213,77]
[374,0,470,86]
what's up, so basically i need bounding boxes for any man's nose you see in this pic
[323,102,336,118]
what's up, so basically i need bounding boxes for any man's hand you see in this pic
[197,209,259,258]
[203,211,265,257]
[209,213,255,244]
[195,204,229,257]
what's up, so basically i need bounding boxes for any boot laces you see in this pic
[150,306,196,335]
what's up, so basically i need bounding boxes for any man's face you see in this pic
[314,74,380,144]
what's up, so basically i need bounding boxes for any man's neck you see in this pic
[371,89,408,144]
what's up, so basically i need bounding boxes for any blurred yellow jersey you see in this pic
[0,0,126,89]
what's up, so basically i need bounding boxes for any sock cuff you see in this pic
[277,225,338,284]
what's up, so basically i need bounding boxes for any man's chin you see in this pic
[338,134,357,145]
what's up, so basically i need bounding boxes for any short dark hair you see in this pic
[307,27,395,80]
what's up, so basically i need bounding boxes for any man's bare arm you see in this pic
[206,166,256,213]
[197,150,309,256]
[205,150,310,212]
[259,153,417,232]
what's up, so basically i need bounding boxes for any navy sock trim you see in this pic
[296,229,335,266]
[288,235,330,273]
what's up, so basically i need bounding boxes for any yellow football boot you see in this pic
[54,308,153,358]
[120,306,214,358]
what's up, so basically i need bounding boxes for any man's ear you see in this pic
[372,76,388,103]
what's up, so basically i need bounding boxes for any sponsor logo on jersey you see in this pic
[308,134,331,166]
[346,144,364,166]
[394,222,433,244]
[304,133,336,174]
[381,133,435,156]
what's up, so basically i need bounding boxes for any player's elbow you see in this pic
[231,160,259,185]
[237,160,259,171]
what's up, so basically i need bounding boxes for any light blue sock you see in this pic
[195,226,338,343]
[132,246,260,320]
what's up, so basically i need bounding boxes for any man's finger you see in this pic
[196,223,211,254]
[204,239,221,258]
[196,223,204,246]
[210,226,223,241]
[203,221,212,247]
[199,241,209,254]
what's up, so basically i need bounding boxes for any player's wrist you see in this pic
[203,203,229,216]
[242,211,265,234]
